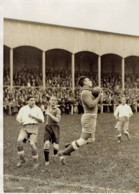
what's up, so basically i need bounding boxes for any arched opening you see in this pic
[125,56,139,89]
[13,46,42,86]
[101,54,122,88]
[45,49,72,87]
[75,51,98,86]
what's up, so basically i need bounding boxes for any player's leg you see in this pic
[43,126,51,166]
[123,120,131,140]
[29,133,39,169]
[59,132,91,156]
[87,115,97,143]
[60,114,93,155]
[116,120,123,143]
[52,125,60,157]
[53,143,59,157]
[44,140,50,165]
[17,128,27,167]
[59,132,91,164]
[59,114,93,164]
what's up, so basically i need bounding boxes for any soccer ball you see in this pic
[92,87,101,97]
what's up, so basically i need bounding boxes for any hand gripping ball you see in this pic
[92,87,101,97]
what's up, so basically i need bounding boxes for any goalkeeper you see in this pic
[59,76,102,164]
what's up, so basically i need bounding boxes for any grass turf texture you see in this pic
[4,113,139,193]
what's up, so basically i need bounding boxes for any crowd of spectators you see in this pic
[3,67,139,115]
[3,86,84,116]
[4,67,72,88]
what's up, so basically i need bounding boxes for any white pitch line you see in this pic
[4,174,132,193]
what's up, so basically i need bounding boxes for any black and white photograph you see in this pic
[1,0,139,193]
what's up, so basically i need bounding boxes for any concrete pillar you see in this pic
[42,51,45,89]
[98,55,101,87]
[71,53,75,115]
[10,48,13,91]
[71,53,75,94]
[122,58,125,90]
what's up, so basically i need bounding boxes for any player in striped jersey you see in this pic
[43,96,61,166]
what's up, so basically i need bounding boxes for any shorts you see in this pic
[81,113,97,134]
[116,117,129,133]
[44,125,60,144]
[17,124,38,144]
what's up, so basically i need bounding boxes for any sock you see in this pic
[18,150,25,161]
[44,149,49,162]
[63,143,75,155]
[53,149,58,156]
[124,131,131,140]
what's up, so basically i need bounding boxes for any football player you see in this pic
[16,96,44,169]
[59,76,102,164]
[114,96,133,143]
[43,96,61,166]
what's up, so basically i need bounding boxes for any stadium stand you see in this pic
[3,66,139,115]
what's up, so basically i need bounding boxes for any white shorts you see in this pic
[18,124,38,144]
[81,113,97,134]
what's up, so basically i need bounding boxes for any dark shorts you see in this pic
[44,125,60,144]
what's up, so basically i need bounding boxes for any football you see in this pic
[92,87,101,97]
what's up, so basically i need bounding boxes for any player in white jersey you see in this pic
[16,96,44,169]
[114,97,133,143]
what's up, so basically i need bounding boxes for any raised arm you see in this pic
[45,108,61,123]
[82,91,101,108]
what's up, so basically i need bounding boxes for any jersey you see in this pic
[81,86,99,114]
[46,106,61,125]
[16,105,44,125]
[114,104,133,118]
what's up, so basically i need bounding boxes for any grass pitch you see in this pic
[3,113,139,193]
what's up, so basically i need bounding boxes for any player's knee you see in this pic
[75,138,87,148]
[44,140,50,150]
[30,141,37,149]
[117,133,121,137]
[17,140,23,148]
[116,129,121,135]
[124,130,129,135]
[53,143,59,151]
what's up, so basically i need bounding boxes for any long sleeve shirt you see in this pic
[45,106,61,125]
[81,86,100,114]
[16,105,44,125]
[114,104,133,118]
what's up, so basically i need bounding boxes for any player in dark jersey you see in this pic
[43,96,61,166]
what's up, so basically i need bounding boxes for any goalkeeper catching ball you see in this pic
[59,76,103,164]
